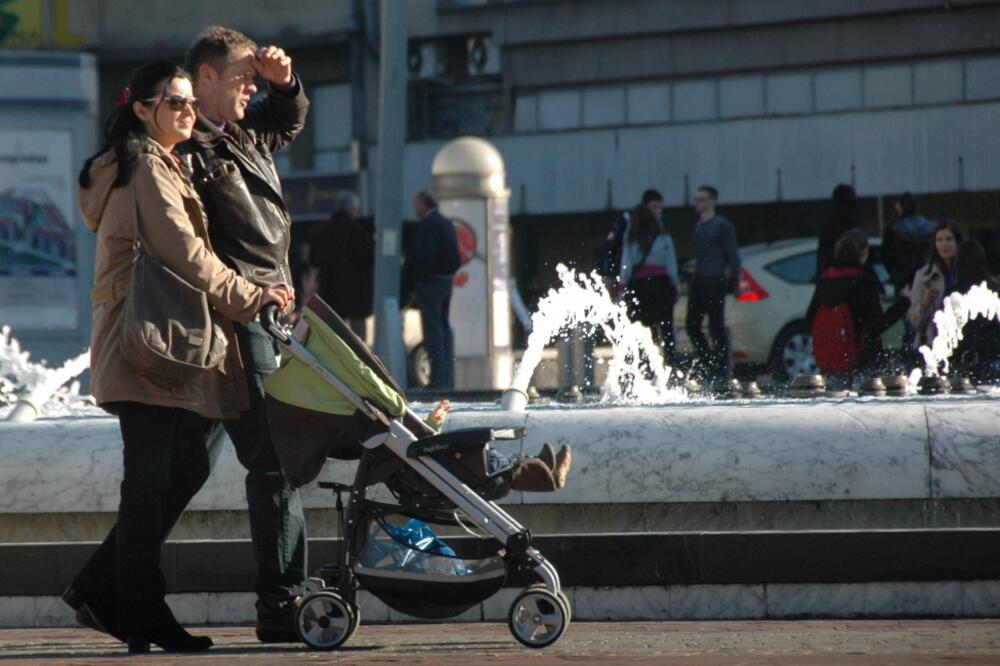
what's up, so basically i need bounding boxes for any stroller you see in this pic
[260,295,570,650]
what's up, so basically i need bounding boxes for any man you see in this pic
[404,190,461,389]
[882,192,934,296]
[882,191,932,359]
[597,188,664,289]
[686,185,740,386]
[309,191,373,337]
[180,26,309,642]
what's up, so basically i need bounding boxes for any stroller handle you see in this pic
[260,302,291,344]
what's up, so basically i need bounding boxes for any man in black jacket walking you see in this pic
[404,191,461,389]
[180,26,309,642]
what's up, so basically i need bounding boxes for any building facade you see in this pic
[5,0,1000,357]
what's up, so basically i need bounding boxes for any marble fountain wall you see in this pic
[1,396,998,625]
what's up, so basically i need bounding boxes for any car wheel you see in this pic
[407,344,431,388]
[770,321,818,380]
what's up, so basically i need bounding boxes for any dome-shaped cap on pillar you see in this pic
[431,136,507,198]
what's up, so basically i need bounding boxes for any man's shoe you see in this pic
[255,597,302,643]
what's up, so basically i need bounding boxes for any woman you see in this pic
[906,220,963,350]
[618,205,679,365]
[950,239,1000,382]
[64,62,290,654]
[816,183,861,278]
[807,229,906,382]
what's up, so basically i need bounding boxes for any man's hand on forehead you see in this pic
[251,45,293,87]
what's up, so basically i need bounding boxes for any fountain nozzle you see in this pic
[5,399,39,423]
[501,387,529,412]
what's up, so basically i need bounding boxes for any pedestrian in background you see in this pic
[906,219,963,351]
[816,184,861,278]
[883,192,935,294]
[309,191,373,337]
[618,203,679,366]
[404,190,461,389]
[597,189,664,292]
[883,192,935,358]
[807,229,906,385]
[686,185,740,385]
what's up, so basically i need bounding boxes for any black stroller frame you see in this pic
[262,306,570,650]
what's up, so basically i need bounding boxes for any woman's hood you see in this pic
[77,149,122,232]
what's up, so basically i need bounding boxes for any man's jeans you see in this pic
[415,276,454,389]
[207,321,306,609]
[685,277,732,382]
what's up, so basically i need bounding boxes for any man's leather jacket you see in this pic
[179,81,309,288]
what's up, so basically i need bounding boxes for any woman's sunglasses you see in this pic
[145,94,200,112]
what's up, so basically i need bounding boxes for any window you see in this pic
[766,251,816,284]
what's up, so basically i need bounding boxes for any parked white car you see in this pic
[673,238,900,378]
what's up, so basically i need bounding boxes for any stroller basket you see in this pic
[355,521,506,619]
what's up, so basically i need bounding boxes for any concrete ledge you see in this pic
[1,398,998,517]
[5,497,1000,543]
[3,530,999,597]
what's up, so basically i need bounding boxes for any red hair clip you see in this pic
[115,87,131,108]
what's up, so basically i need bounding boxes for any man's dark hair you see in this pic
[184,26,258,75]
[416,190,437,210]
[833,228,868,266]
[697,185,718,201]
[898,191,918,218]
[640,189,663,206]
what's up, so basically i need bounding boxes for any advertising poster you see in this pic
[0,129,78,330]
[439,198,487,357]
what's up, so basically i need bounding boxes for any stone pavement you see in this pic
[0,620,999,665]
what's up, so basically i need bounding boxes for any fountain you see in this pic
[0,326,92,422]
[918,281,1000,377]
[1,275,999,626]
[502,264,686,409]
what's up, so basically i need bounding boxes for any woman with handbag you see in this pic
[618,204,680,366]
[65,61,290,654]
[905,219,963,351]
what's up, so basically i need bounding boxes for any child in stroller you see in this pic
[260,295,573,650]
[426,399,572,492]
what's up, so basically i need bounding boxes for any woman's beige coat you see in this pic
[79,137,263,420]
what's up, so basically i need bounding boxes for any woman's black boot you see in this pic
[126,623,212,653]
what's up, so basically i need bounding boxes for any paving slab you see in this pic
[0,620,998,665]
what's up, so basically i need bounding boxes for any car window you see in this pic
[765,251,816,284]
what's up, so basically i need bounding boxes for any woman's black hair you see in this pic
[925,219,964,275]
[626,204,663,253]
[955,239,992,290]
[78,61,191,189]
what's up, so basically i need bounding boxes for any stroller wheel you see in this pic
[295,591,354,650]
[508,588,569,649]
[528,583,572,625]
[346,603,362,641]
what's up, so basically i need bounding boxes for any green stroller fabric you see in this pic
[264,306,406,418]
[263,295,436,488]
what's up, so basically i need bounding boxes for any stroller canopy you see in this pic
[264,303,407,419]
